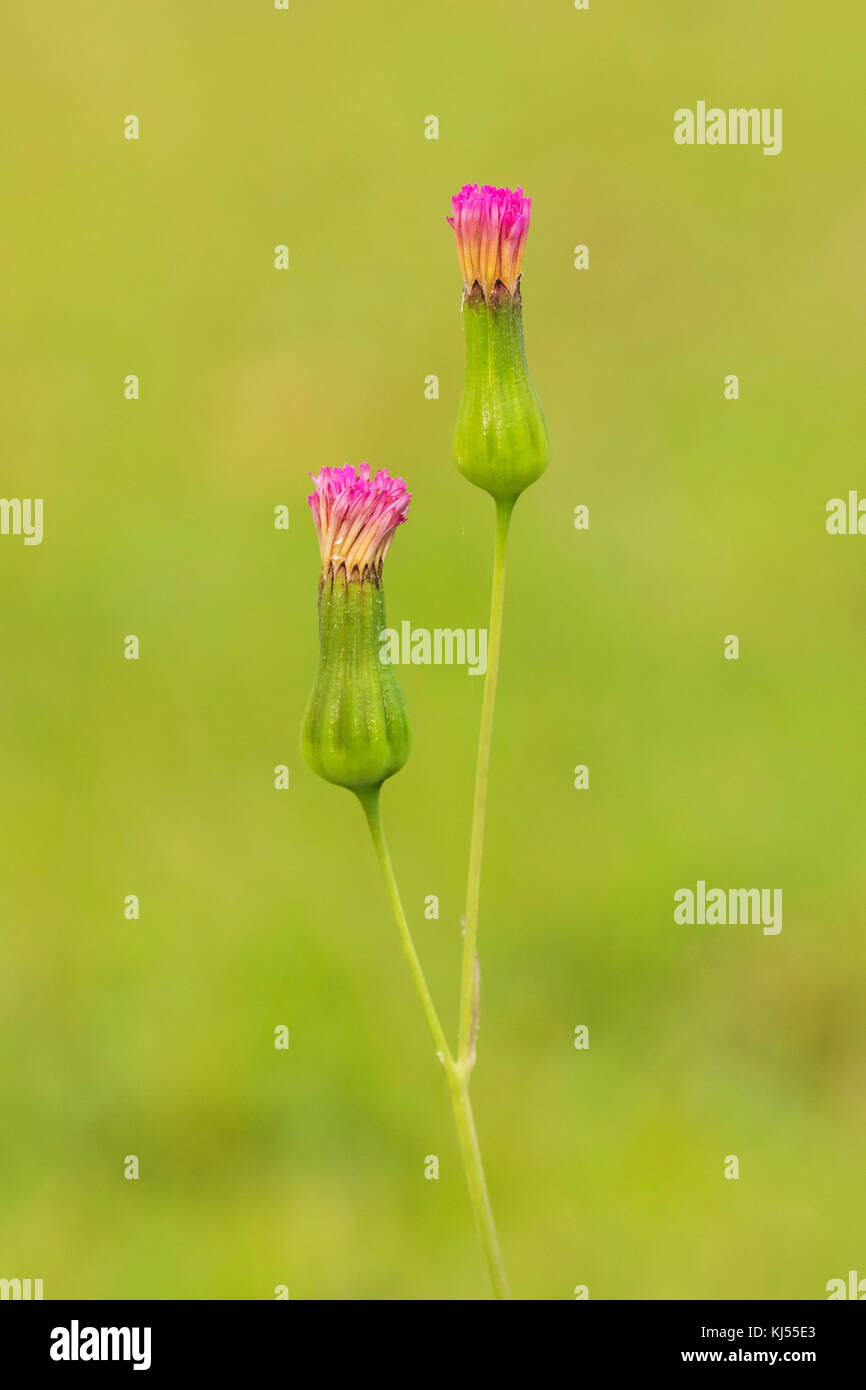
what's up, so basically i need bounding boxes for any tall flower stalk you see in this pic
[301,462,509,1298]
[448,183,550,1102]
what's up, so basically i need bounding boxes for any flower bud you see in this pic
[448,184,550,501]
[301,464,411,791]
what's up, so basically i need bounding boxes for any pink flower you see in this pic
[308,462,411,582]
[447,184,531,300]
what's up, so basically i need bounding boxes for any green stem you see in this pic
[357,784,511,1299]
[357,785,452,1068]
[457,496,514,1065]
[445,1067,510,1300]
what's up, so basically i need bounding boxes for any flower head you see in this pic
[308,462,410,583]
[303,464,412,790]
[448,184,549,499]
[447,184,531,301]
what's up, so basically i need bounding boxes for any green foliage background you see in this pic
[1,1,864,1299]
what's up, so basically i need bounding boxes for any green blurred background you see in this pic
[2,1,864,1300]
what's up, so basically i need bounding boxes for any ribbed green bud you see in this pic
[453,287,550,502]
[302,574,411,791]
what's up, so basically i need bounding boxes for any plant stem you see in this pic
[357,784,511,1299]
[444,1066,510,1300]
[457,496,514,1065]
[357,785,452,1068]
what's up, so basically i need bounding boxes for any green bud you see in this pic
[453,286,550,502]
[302,574,411,792]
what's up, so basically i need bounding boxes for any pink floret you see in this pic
[308,462,410,580]
[447,183,531,297]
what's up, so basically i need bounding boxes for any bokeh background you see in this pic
[1,0,864,1300]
